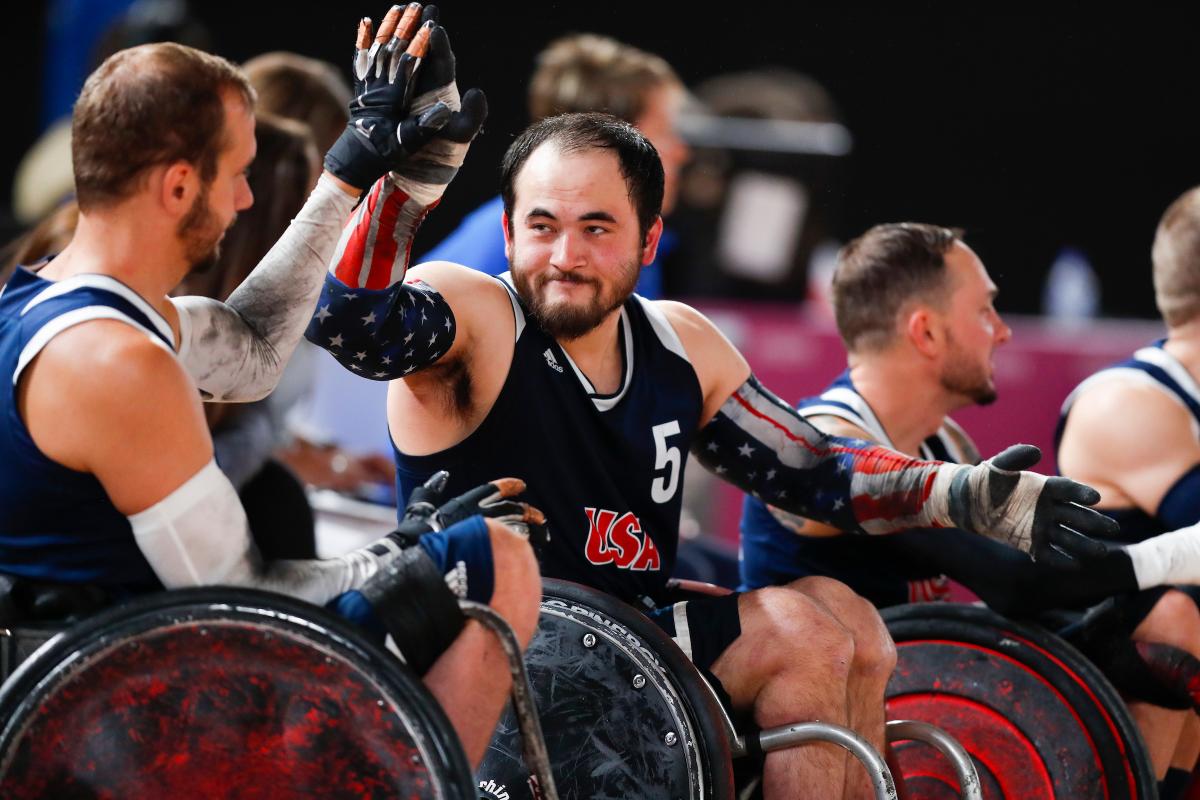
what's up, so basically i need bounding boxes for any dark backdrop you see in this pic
[6,3,1200,317]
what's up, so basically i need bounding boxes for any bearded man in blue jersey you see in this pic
[310,110,1122,797]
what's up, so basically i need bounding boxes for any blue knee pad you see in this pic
[416,514,495,604]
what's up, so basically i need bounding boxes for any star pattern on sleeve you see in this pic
[304,273,456,382]
[694,411,855,530]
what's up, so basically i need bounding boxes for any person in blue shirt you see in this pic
[1058,188,1200,795]
[420,33,689,300]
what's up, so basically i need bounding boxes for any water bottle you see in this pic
[1042,246,1100,323]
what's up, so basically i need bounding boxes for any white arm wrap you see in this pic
[128,459,400,606]
[173,174,356,402]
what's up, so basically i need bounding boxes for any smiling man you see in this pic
[311,112,1121,798]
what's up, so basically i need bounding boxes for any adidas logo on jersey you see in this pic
[583,508,662,571]
[543,348,564,373]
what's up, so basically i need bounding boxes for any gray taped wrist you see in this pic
[947,464,974,531]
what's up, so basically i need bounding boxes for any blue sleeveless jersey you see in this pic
[739,371,972,603]
[1055,341,1200,541]
[0,267,174,590]
[394,277,704,605]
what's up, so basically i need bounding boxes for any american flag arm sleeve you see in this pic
[303,271,455,381]
[691,374,958,536]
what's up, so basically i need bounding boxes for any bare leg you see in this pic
[424,519,541,767]
[1129,590,1200,779]
[712,586,858,799]
[1172,714,1200,773]
[790,577,897,799]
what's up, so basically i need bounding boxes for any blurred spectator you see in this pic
[242,52,351,154]
[419,33,690,300]
[1,201,79,284]
[175,113,322,558]
[16,0,212,226]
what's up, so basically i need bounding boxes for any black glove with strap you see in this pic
[324,4,453,191]
[389,471,550,549]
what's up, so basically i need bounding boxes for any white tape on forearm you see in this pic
[1126,522,1200,589]
[128,458,401,605]
[174,173,355,402]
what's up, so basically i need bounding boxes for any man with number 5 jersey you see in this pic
[310,111,1118,798]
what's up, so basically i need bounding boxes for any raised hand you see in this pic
[324,4,451,191]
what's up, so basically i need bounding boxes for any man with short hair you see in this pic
[311,113,1119,798]
[740,221,1200,797]
[0,7,538,767]
[420,33,689,299]
[1058,187,1200,796]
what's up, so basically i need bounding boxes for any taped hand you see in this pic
[390,471,549,549]
[324,4,452,190]
[947,444,1118,568]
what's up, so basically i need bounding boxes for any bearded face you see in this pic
[176,181,230,276]
[509,245,641,340]
[939,328,998,406]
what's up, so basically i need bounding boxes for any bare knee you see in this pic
[786,577,896,683]
[742,586,856,684]
[485,518,541,646]
[1136,590,1200,656]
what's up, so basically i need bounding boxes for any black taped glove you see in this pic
[389,471,550,550]
[946,444,1117,568]
[324,4,453,191]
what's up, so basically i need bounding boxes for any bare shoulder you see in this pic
[1059,374,1200,510]
[655,300,732,351]
[408,261,514,355]
[654,300,751,423]
[1063,376,1199,462]
[408,260,510,305]
[20,320,211,492]
[27,321,204,434]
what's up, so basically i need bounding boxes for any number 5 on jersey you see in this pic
[651,420,682,504]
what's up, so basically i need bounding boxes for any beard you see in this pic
[177,183,228,276]
[509,248,641,341]
[939,332,997,406]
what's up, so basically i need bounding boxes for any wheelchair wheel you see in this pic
[884,603,1156,799]
[476,578,736,799]
[0,587,475,799]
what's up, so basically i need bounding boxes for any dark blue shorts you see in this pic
[646,590,743,720]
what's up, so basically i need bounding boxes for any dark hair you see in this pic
[528,34,680,123]
[176,114,317,302]
[832,222,963,352]
[500,112,664,241]
[243,51,350,154]
[72,42,255,212]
